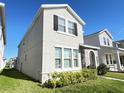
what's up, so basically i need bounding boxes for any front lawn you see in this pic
[0,69,124,93]
[104,71,124,80]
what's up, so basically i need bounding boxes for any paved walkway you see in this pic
[101,76,124,82]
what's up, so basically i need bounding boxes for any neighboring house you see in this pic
[16,4,99,83]
[6,57,17,68]
[84,28,124,71]
[0,3,6,71]
[113,40,124,67]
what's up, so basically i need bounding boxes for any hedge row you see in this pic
[43,69,97,88]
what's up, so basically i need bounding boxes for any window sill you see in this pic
[55,67,80,72]
[101,45,113,47]
[56,31,77,37]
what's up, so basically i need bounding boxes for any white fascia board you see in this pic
[100,28,113,39]
[80,44,100,50]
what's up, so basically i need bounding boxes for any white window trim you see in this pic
[54,45,80,71]
[73,49,79,67]
[103,37,107,45]
[55,47,62,69]
[64,48,72,68]
[58,16,66,32]
[56,15,77,37]
[68,20,76,35]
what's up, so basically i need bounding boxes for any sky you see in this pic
[0,0,124,59]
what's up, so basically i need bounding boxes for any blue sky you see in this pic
[0,0,124,59]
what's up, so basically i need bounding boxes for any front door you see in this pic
[89,51,96,67]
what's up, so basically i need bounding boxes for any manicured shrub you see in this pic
[43,79,56,88]
[97,63,109,75]
[43,69,97,88]
[81,69,97,80]
[56,80,63,87]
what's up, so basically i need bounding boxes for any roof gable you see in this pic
[85,28,113,39]
[41,4,85,25]
[99,29,113,39]
[18,4,85,47]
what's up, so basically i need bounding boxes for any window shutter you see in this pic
[74,23,78,36]
[53,15,58,31]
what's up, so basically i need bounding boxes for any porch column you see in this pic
[114,51,122,71]
[81,49,86,68]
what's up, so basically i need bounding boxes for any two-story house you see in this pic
[84,28,124,71]
[16,4,99,83]
[0,3,6,71]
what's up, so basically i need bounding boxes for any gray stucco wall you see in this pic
[41,8,84,83]
[17,12,43,81]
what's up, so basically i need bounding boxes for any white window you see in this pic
[107,39,110,46]
[58,17,66,32]
[68,21,75,35]
[55,47,62,68]
[64,48,72,68]
[103,37,106,45]
[73,49,78,67]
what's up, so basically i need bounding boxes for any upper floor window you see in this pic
[55,47,62,68]
[103,37,106,45]
[68,21,75,35]
[58,17,66,32]
[54,15,78,36]
[64,48,72,68]
[107,39,110,46]
[73,49,78,67]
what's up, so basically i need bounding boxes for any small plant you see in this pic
[97,63,109,75]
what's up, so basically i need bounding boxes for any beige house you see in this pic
[84,28,124,71]
[0,3,6,71]
[17,4,99,83]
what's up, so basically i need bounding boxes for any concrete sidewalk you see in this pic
[101,76,124,82]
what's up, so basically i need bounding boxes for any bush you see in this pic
[97,63,109,75]
[43,69,97,88]
[43,79,57,88]
[81,69,97,80]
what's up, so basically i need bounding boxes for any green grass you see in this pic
[0,69,124,93]
[104,71,124,80]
